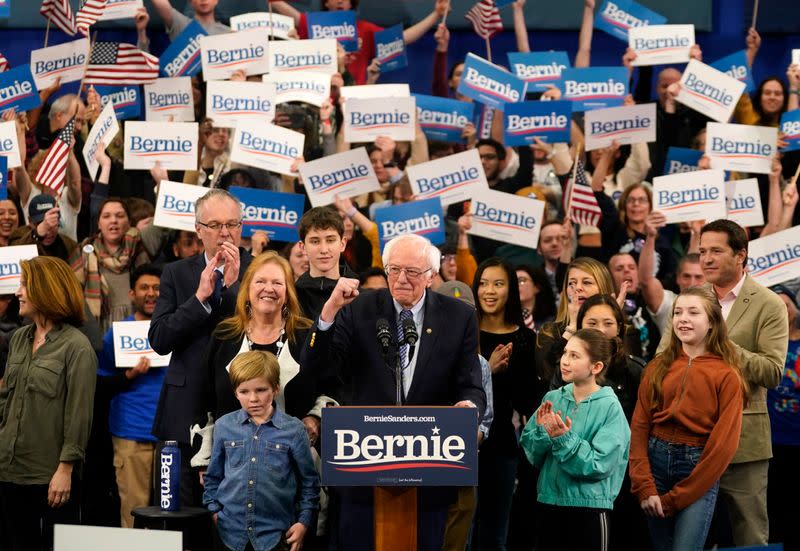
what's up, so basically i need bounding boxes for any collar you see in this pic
[393,290,426,319]
[25,322,69,342]
[204,252,225,271]
[235,404,286,429]
[716,273,747,301]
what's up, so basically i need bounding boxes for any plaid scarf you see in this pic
[70,228,143,320]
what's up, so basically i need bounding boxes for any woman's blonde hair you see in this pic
[647,286,747,411]
[229,350,280,390]
[554,257,615,326]
[20,256,85,326]
[216,251,311,341]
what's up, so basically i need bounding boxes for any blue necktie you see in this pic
[211,270,223,306]
[397,309,413,370]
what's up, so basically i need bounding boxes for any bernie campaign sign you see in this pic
[663,147,702,175]
[594,0,666,42]
[375,25,407,73]
[710,50,755,94]
[413,94,475,143]
[558,67,628,112]
[0,65,41,113]
[503,100,572,145]
[307,10,358,53]
[375,197,445,251]
[96,85,141,120]
[456,53,526,112]
[229,186,305,241]
[159,20,207,78]
[507,51,570,92]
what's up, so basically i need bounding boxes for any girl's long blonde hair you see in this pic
[648,286,747,411]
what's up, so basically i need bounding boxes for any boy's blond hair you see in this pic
[229,351,280,390]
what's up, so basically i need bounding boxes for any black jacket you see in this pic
[295,261,359,320]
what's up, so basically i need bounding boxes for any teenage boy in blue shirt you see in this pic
[204,350,319,551]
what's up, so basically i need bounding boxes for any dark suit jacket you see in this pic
[300,289,486,415]
[149,249,252,442]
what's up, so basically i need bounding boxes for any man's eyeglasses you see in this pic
[197,221,243,232]
[385,265,432,280]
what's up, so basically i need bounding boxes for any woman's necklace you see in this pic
[246,323,286,353]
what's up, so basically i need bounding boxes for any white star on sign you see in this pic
[431,426,440,435]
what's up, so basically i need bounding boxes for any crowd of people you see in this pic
[0,0,799,550]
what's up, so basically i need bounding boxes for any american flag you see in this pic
[40,0,77,36]
[0,52,8,72]
[563,159,602,227]
[465,0,503,39]
[76,0,107,36]
[35,117,76,194]
[84,42,159,85]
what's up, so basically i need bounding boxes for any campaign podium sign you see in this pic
[321,406,478,487]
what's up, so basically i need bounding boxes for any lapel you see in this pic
[190,253,205,285]
[725,275,757,332]
[406,291,441,400]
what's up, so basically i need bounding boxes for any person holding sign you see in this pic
[733,29,789,128]
[271,0,451,85]
[520,328,630,551]
[630,287,746,551]
[9,195,76,261]
[0,256,97,551]
[96,264,164,529]
[0,199,20,248]
[151,0,229,42]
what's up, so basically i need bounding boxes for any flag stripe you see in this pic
[84,42,159,85]
[465,0,503,39]
[35,117,75,193]
[76,0,108,35]
[564,159,602,227]
[40,0,77,35]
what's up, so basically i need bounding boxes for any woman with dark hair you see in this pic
[70,197,150,333]
[470,257,537,551]
[0,256,96,551]
[516,265,557,332]
[280,241,309,281]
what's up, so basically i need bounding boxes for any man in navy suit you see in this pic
[301,233,485,550]
[149,188,252,505]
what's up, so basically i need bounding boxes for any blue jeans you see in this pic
[646,436,719,551]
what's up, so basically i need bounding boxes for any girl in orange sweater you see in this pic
[629,287,746,551]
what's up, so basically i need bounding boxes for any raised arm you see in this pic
[150,0,175,29]
[574,0,595,68]
[639,212,667,315]
[787,63,800,112]
[761,155,786,237]
[403,0,450,45]
[268,0,302,26]
[513,0,530,53]
[745,27,760,68]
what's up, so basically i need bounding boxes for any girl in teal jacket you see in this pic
[520,328,631,551]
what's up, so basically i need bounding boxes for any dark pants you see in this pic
[221,536,288,551]
[471,452,517,551]
[536,504,610,551]
[768,444,800,550]
[0,477,81,551]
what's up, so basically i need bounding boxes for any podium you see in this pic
[321,406,478,551]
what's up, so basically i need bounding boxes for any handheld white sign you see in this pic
[230,122,305,176]
[206,80,276,128]
[726,178,763,228]
[407,149,489,207]
[99,0,143,21]
[677,59,745,123]
[0,120,22,169]
[629,25,694,66]
[298,147,380,207]
[793,49,800,66]
[340,84,410,99]
[652,169,727,224]
[584,103,656,151]
[747,226,800,287]
[706,122,776,175]
[112,320,171,367]
[0,245,38,295]
[269,39,337,75]
[83,101,119,179]
[153,180,208,231]
[30,38,90,89]
[262,72,330,107]
[343,96,415,142]
[144,77,195,122]
[468,189,546,248]
[200,30,270,81]
[124,121,199,171]
[230,12,294,38]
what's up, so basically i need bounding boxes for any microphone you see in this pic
[402,316,418,363]
[376,318,392,355]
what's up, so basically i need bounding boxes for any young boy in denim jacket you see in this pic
[204,351,319,551]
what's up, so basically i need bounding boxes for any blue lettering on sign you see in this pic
[473,200,537,230]
[130,136,193,154]
[657,184,720,209]
[238,131,298,158]
[746,242,800,277]
[307,163,370,193]
[416,166,481,196]
[120,335,152,351]
[709,137,772,158]
[161,194,196,216]
[148,91,191,109]
[632,36,690,51]
[728,192,756,213]
[589,116,651,137]
[682,73,734,108]
[272,52,333,70]
[0,262,20,276]
[206,44,265,66]
[211,94,273,114]
[33,52,86,77]
[349,110,411,129]
[86,116,116,165]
